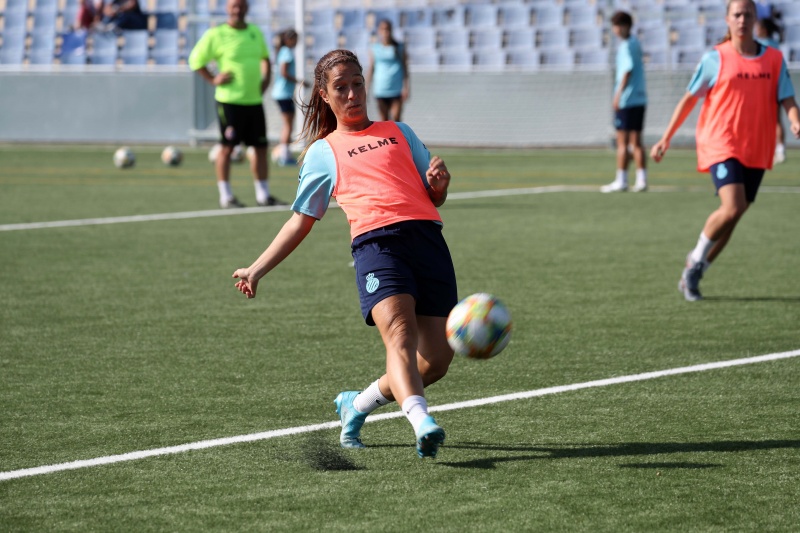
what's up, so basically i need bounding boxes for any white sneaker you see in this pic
[773,148,786,165]
[632,182,648,192]
[600,181,628,193]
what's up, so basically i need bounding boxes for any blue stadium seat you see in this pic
[0,28,25,64]
[504,27,536,51]
[644,49,669,67]
[437,27,470,51]
[120,29,148,65]
[29,28,56,64]
[341,28,370,51]
[785,25,800,46]
[2,9,28,32]
[406,49,438,67]
[306,8,335,29]
[471,28,503,51]
[399,8,432,29]
[403,27,436,52]
[672,25,706,49]
[637,25,670,51]
[576,48,609,67]
[566,5,599,28]
[432,6,465,28]
[465,4,498,28]
[498,4,532,29]
[540,49,575,68]
[507,49,540,69]
[152,28,179,64]
[533,5,564,27]
[474,49,506,69]
[672,47,704,67]
[155,13,178,30]
[537,27,570,50]
[59,29,87,64]
[570,26,604,49]
[90,31,118,65]
[339,9,365,30]
[440,49,472,67]
[775,2,800,23]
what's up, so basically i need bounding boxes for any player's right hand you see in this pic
[650,139,669,162]
[214,72,233,85]
[232,268,258,298]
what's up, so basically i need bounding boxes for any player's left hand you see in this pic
[791,120,800,139]
[232,268,259,298]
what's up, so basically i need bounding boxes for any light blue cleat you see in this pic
[334,391,368,449]
[415,416,445,458]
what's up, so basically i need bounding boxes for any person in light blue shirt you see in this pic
[602,11,649,193]
[366,19,409,122]
[271,29,307,166]
[755,17,787,163]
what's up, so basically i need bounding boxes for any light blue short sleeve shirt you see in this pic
[291,122,431,220]
[271,46,296,101]
[615,35,647,108]
[687,45,795,101]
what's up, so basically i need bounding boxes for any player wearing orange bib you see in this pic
[231,50,457,458]
[651,0,799,301]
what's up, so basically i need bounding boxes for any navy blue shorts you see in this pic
[614,105,646,132]
[351,220,458,326]
[276,98,295,114]
[709,158,765,203]
[216,101,268,147]
[376,96,402,107]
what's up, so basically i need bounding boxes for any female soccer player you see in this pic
[366,19,409,122]
[651,0,799,301]
[232,50,456,458]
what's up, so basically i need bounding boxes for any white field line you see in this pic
[3,185,797,232]
[1,349,798,482]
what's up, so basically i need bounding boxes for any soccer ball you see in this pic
[161,145,183,166]
[113,147,135,169]
[446,293,512,360]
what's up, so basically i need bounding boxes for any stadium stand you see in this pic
[0,0,797,70]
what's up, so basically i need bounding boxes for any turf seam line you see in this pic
[1,185,797,232]
[1,349,797,482]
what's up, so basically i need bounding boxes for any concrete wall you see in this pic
[0,67,797,148]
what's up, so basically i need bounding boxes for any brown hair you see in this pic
[719,0,756,43]
[610,11,633,28]
[299,49,363,159]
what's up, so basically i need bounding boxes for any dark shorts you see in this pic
[351,220,458,326]
[709,158,765,203]
[376,96,402,107]
[275,98,295,114]
[614,105,646,132]
[216,101,268,147]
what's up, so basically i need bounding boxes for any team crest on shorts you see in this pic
[716,165,728,180]
[365,273,379,294]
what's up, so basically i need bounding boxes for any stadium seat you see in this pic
[570,26,604,49]
[90,31,118,65]
[541,49,575,68]
[672,47,704,67]
[0,29,25,64]
[61,4,80,32]
[120,29,148,64]
[440,49,472,67]
[784,25,800,46]
[537,27,570,50]
[644,49,669,66]
[705,20,728,46]
[2,9,28,32]
[532,5,564,27]
[341,28,370,51]
[465,4,498,28]
[504,27,536,51]
[306,8,335,29]
[498,4,532,29]
[672,24,706,49]
[637,25,670,51]
[406,49,438,67]
[151,28,179,64]
[470,27,503,51]
[437,27,470,51]
[155,13,178,30]
[775,2,800,23]
[403,27,437,52]
[474,49,506,69]
[368,9,399,31]
[154,0,180,13]
[339,9,365,30]
[59,29,87,64]
[576,48,609,67]
[29,28,56,64]
[399,8,432,29]
[507,49,540,69]
[432,6,465,28]
[566,5,599,28]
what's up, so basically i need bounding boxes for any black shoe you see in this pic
[221,197,246,208]
[258,195,288,207]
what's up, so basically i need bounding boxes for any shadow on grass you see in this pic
[299,434,364,472]
[435,439,800,470]
[619,462,720,469]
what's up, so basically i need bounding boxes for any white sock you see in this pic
[776,143,785,154]
[401,395,429,434]
[635,168,647,186]
[280,143,291,160]
[616,169,628,186]
[353,380,391,414]
[689,232,715,267]
[217,180,233,202]
[254,180,269,204]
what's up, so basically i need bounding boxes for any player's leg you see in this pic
[216,103,242,208]
[376,97,391,121]
[602,118,630,192]
[630,126,648,192]
[389,96,403,122]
